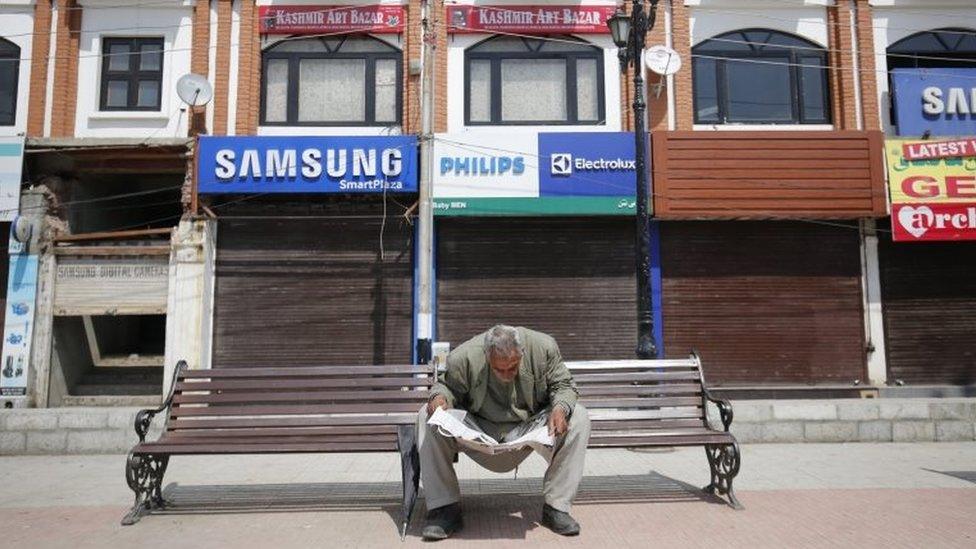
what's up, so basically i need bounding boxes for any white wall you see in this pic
[74,0,195,138]
[0,1,35,137]
[871,4,976,134]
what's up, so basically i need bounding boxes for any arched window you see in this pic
[0,37,21,126]
[693,29,831,125]
[261,35,401,126]
[465,35,604,125]
[887,28,976,69]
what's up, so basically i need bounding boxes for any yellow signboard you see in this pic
[886,138,976,204]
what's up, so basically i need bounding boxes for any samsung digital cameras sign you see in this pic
[892,68,976,137]
[198,136,418,193]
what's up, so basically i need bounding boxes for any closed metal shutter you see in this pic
[212,210,413,368]
[660,221,865,385]
[879,226,976,385]
[436,218,637,360]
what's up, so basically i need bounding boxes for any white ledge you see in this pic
[692,124,835,131]
[88,111,174,121]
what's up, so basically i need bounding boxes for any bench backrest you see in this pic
[566,355,709,439]
[164,365,434,450]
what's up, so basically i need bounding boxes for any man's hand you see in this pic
[427,394,450,416]
[548,406,569,437]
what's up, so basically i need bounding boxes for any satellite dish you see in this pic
[11,215,32,244]
[176,73,213,106]
[644,45,682,76]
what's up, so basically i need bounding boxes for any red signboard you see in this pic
[259,5,404,34]
[893,203,976,242]
[902,137,976,161]
[446,5,614,34]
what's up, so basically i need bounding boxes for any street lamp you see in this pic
[608,1,659,359]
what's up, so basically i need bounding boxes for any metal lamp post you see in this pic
[608,1,659,359]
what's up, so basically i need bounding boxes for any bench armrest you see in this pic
[704,389,733,432]
[133,360,187,442]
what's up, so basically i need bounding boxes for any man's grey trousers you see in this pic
[416,404,591,513]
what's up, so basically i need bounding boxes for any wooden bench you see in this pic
[122,360,434,537]
[124,353,739,535]
[568,352,742,509]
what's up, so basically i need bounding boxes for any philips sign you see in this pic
[198,136,417,193]
[892,68,976,137]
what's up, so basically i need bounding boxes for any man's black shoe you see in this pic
[540,503,580,536]
[422,503,462,541]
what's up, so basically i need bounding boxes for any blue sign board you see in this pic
[538,132,636,196]
[198,136,418,193]
[892,68,976,137]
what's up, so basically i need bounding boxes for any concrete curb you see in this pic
[1,399,974,455]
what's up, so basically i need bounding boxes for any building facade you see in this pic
[1,0,973,408]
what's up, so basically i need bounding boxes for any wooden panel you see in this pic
[652,131,887,219]
[878,224,976,385]
[436,218,636,361]
[661,221,866,385]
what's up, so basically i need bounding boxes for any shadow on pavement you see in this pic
[148,471,726,539]
[925,469,976,484]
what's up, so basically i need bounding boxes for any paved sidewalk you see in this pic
[1,443,974,548]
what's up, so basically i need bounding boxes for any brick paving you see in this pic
[1,443,974,548]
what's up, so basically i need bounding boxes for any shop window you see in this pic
[0,38,19,125]
[261,35,402,126]
[464,35,605,125]
[886,28,976,127]
[693,29,831,125]
[99,37,164,111]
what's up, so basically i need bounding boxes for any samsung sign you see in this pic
[198,136,418,193]
[892,68,976,137]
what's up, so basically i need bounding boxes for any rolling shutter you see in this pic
[879,225,976,385]
[212,211,413,368]
[436,218,636,361]
[660,221,865,384]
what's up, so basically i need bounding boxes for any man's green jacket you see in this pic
[430,327,579,416]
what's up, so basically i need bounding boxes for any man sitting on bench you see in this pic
[417,324,591,540]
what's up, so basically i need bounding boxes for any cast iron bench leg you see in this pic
[121,452,170,525]
[397,425,421,541]
[703,442,744,510]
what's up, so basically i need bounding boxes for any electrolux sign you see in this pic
[198,136,418,193]
[539,132,636,196]
[892,68,976,137]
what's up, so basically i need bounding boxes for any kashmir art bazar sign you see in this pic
[892,68,976,137]
[886,138,976,242]
[447,5,614,34]
[433,132,638,216]
[198,136,418,193]
[259,5,404,34]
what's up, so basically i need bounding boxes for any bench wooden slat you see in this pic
[587,408,705,421]
[180,365,432,378]
[588,433,734,447]
[170,402,424,417]
[158,433,398,445]
[566,359,700,370]
[172,390,430,405]
[589,419,707,430]
[573,371,703,383]
[175,377,434,392]
[577,385,703,397]
[579,397,702,408]
[164,425,400,438]
[167,415,418,430]
[133,441,399,454]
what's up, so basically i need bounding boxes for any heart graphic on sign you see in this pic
[898,205,934,238]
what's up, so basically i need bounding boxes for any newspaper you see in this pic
[427,407,555,459]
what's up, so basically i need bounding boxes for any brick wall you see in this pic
[855,0,880,131]
[27,0,52,137]
[235,0,259,135]
[670,0,692,130]
[49,0,80,137]
[212,0,233,135]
